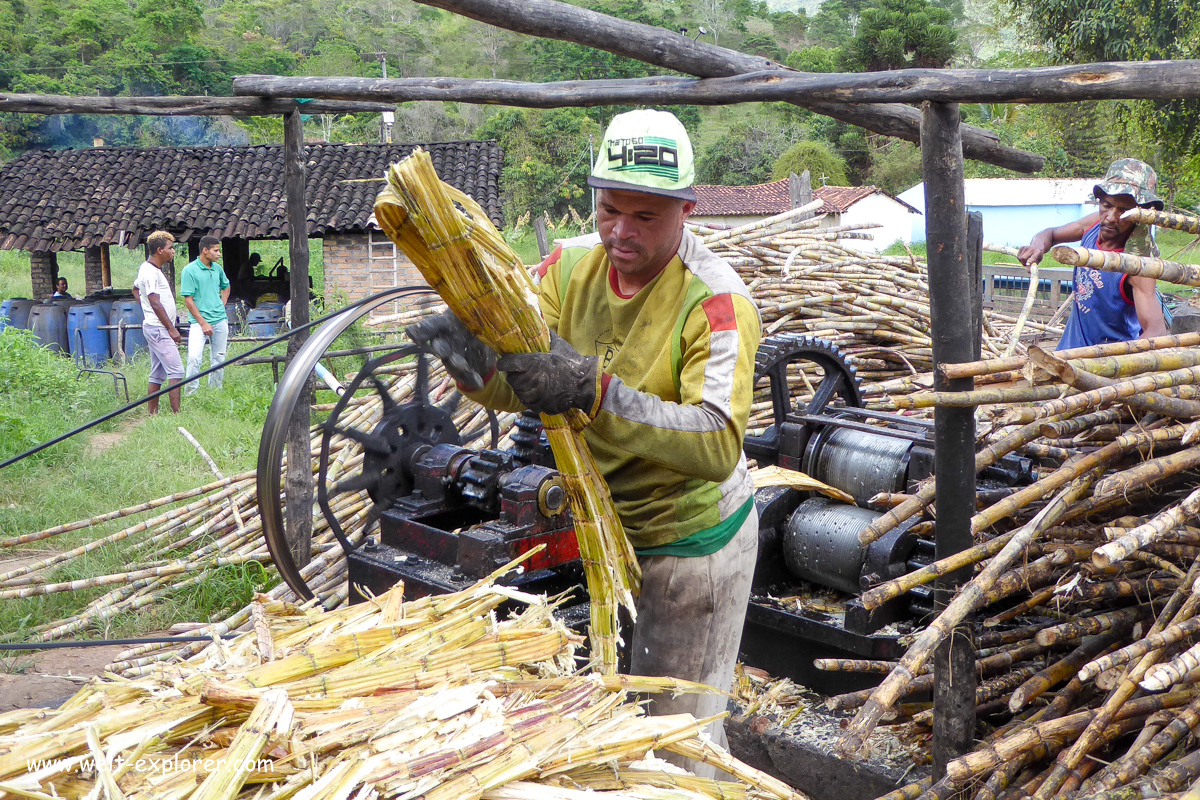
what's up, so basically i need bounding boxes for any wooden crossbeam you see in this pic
[406,0,1043,173]
[0,94,393,116]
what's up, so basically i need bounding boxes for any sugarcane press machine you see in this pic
[259,297,1034,694]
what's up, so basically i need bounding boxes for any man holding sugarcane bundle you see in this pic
[1019,158,1169,349]
[410,109,761,772]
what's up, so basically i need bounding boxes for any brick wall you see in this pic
[30,250,56,299]
[84,246,104,295]
[322,232,426,305]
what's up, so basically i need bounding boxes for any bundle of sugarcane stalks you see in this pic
[373,148,638,676]
[800,329,1200,800]
[0,556,806,800]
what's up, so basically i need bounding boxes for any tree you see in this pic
[842,0,957,71]
[867,139,922,194]
[806,0,857,47]
[687,0,738,45]
[475,107,602,222]
[696,117,805,185]
[772,140,849,185]
[786,46,841,73]
[1013,0,1200,203]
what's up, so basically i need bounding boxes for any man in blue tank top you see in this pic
[1018,159,1169,350]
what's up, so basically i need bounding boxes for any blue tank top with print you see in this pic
[1056,223,1139,351]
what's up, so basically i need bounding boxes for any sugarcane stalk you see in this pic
[813,659,898,674]
[837,476,1094,757]
[1033,557,1200,800]
[1052,245,1200,287]
[1010,631,1124,712]
[1098,694,1200,790]
[1095,487,1200,568]
[1029,344,1200,419]
[1094,447,1200,499]
[1073,348,1200,379]
[1124,207,1200,234]
[941,332,1200,381]
[973,423,1177,536]
[889,384,1070,409]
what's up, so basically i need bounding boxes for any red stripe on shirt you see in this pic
[701,294,737,332]
[1119,274,1135,305]
[536,246,562,279]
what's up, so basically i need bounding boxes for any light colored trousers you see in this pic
[629,505,759,778]
[184,318,229,395]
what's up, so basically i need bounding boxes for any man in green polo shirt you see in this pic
[181,236,231,395]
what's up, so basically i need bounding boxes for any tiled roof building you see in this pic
[0,141,504,252]
[691,178,919,254]
[0,141,503,300]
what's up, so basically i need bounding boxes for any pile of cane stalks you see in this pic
[0,361,517,662]
[813,323,1200,800]
[0,557,804,800]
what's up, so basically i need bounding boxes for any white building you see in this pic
[691,178,920,253]
[898,179,1097,249]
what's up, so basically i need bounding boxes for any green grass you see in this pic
[0,327,288,642]
[506,224,596,265]
[0,239,325,301]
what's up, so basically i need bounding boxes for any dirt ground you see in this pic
[0,644,128,712]
[0,550,126,712]
[86,414,144,455]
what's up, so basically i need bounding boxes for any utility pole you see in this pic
[366,52,393,143]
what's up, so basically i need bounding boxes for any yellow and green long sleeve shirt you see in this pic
[468,230,761,553]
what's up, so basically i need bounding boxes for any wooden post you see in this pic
[99,244,111,289]
[789,171,812,208]
[921,100,978,778]
[533,217,550,259]
[283,109,313,569]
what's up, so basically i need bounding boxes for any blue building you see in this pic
[898,179,1096,248]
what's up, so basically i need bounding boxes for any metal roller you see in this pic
[783,497,886,594]
[804,425,911,507]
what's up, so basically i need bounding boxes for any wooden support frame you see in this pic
[234,60,1200,108]
[922,101,979,774]
[283,109,314,569]
[402,0,1041,173]
[0,93,392,116]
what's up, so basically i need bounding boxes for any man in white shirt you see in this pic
[131,231,184,414]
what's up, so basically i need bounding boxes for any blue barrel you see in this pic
[255,300,287,318]
[246,307,285,338]
[85,298,115,322]
[224,298,250,331]
[1,298,35,333]
[28,303,69,353]
[67,304,111,366]
[109,300,147,358]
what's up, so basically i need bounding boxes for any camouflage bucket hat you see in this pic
[588,109,696,202]
[1094,158,1164,210]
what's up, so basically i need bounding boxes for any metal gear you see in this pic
[257,289,498,603]
[744,333,863,467]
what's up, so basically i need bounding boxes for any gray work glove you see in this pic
[497,333,599,416]
[406,311,496,391]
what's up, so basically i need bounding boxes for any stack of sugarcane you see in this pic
[777,329,1200,800]
[373,148,638,675]
[0,557,805,800]
[0,359,516,660]
[689,204,1021,381]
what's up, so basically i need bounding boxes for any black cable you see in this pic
[0,635,238,650]
[0,287,435,470]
